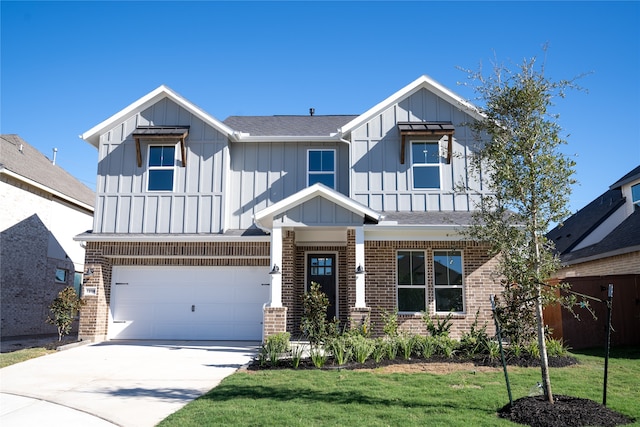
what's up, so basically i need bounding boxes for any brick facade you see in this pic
[80,237,502,342]
[555,251,640,279]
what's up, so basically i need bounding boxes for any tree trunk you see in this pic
[535,284,554,403]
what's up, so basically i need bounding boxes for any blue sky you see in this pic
[2,1,639,216]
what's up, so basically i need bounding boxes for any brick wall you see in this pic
[555,251,640,279]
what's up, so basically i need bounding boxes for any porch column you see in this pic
[269,227,283,307]
[354,226,366,308]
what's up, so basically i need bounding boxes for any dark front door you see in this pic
[307,254,337,320]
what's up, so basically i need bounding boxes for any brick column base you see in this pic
[349,307,371,333]
[263,306,287,341]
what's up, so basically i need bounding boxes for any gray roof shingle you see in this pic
[223,115,357,137]
[0,135,95,208]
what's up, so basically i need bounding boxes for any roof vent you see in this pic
[309,108,315,116]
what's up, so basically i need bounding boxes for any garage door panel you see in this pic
[109,266,270,340]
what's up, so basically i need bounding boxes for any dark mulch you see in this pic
[246,353,578,371]
[499,395,635,427]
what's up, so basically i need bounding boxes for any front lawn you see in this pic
[158,347,639,426]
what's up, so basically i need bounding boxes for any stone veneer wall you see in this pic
[79,240,270,341]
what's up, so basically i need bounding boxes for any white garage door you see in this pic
[109,266,270,340]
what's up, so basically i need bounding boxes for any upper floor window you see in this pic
[433,250,464,313]
[397,250,426,312]
[55,268,68,283]
[632,183,640,211]
[148,145,176,191]
[411,141,440,189]
[308,149,335,188]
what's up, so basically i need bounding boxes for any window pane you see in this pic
[399,288,425,312]
[435,288,463,312]
[434,251,462,285]
[397,251,412,285]
[55,269,67,283]
[632,183,640,204]
[412,252,425,285]
[309,150,322,171]
[412,142,439,164]
[309,173,334,188]
[149,146,163,166]
[413,166,440,189]
[322,150,334,172]
[148,170,174,191]
[161,146,175,166]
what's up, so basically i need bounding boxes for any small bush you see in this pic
[46,286,84,341]
[349,334,375,364]
[459,310,490,357]
[423,312,454,337]
[380,308,399,337]
[290,344,305,369]
[384,337,399,360]
[310,346,328,368]
[434,336,458,358]
[301,282,331,345]
[327,335,351,366]
[526,341,540,359]
[371,338,386,364]
[397,333,415,360]
[260,332,290,366]
[546,338,570,357]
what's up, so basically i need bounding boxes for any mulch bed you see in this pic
[499,395,634,427]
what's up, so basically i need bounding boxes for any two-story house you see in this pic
[76,76,502,342]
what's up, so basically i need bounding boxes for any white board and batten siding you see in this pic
[350,88,486,212]
[109,266,271,340]
[95,98,228,234]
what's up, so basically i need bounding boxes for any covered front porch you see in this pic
[253,184,380,339]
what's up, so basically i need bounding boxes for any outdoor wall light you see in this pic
[355,264,366,275]
[85,267,94,277]
[269,264,281,274]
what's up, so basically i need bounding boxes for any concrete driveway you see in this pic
[0,340,259,427]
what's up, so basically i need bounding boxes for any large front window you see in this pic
[433,250,464,313]
[397,251,426,312]
[308,149,335,188]
[147,145,175,191]
[411,141,440,189]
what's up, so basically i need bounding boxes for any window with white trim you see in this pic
[632,183,640,211]
[397,250,426,312]
[147,145,176,191]
[433,250,464,313]
[55,268,68,283]
[307,149,335,188]
[411,141,441,189]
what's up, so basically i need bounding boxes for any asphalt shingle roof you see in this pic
[223,115,357,137]
[0,135,95,208]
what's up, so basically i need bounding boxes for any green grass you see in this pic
[159,347,640,427]
[0,347,56,368]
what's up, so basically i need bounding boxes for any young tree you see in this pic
[461,54,581,403]
[47,286,85,341]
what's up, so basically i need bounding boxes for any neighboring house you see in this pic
[546,165,640,348]
[76,76,504,343]
[1,135,94,338]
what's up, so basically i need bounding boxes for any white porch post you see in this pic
[269,227,283,307]
[354,226,366,308]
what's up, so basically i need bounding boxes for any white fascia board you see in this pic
[235,135,346,143]
[73,232,270,243]
[339,75,483,136]
[254,183,382,231]
[80,85,235,147]
[1,168,94,213]
[363,223,471,241]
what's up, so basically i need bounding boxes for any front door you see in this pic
[307,254,337,320]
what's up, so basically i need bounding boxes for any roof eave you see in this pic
[80,85,235,148]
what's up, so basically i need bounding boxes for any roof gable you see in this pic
[81,85,235,147]
[254,183,381,231]
[339,75,482,135]
[0,134,95,209]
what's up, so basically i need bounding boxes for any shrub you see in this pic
[423,312,453,337]
[261,332,290,366]
[327,335,351,366]
[349,334,375,364]
[546,338,570,357]
[397,333,415,360]
[526,341,540,359]
[301,282,331,345]
[434,336,458,358]
[371,338,386,364]
[290,343,305,369]
[385,337,399,360]
[459,310,490,357]
[310,346,328,368]
[380,308,399,337]
[485,340,501,361]
[46,286,84,341]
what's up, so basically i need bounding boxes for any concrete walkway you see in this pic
[0,340,259,427]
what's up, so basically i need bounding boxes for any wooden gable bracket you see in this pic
[132,126,190,168]
[398,122,455,165]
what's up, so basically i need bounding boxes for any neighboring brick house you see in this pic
[546,165,640,348]
[76,76,504,343]
[1,135,94,338]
